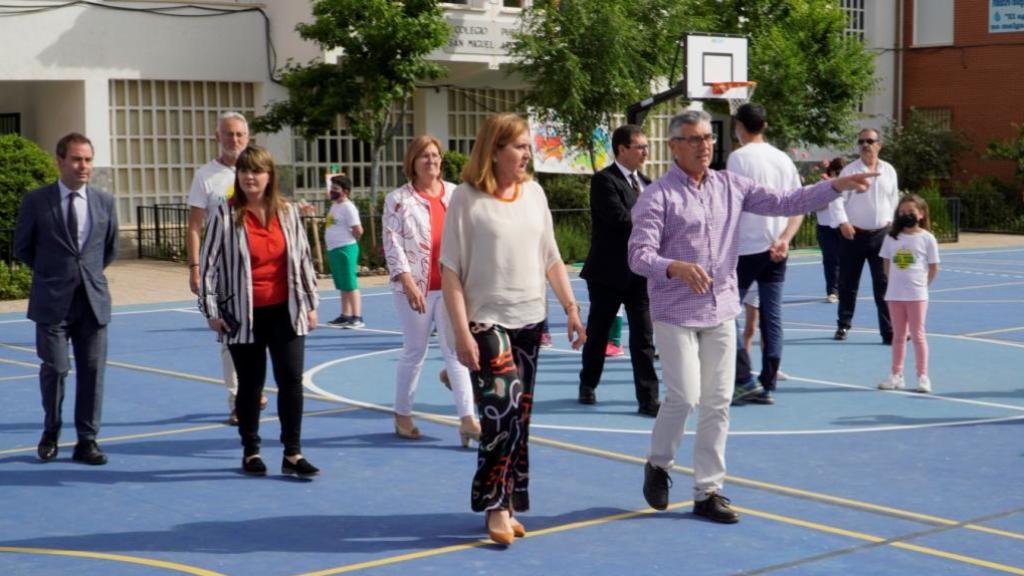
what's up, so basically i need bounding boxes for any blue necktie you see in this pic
[66,192,79,251]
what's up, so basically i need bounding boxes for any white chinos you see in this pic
[393,291,474,418]
[648,320,735,499]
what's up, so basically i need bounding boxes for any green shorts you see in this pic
[328,244,360,292]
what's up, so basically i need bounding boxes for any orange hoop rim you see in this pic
[710,81,757,95]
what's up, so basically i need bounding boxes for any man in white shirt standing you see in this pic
[727,104,804,405]
[830,128,900,344]
[185,111,265,424]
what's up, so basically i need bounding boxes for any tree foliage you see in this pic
[985,122,1024,182]
[0,134,59,232]
[509,0,697,165]
[879,111,971,192]
[685,0,876,148]
[253,0,449,236]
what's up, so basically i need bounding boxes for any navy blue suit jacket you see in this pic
[14,182,119,325]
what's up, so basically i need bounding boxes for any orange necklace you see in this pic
[494,182,521,203]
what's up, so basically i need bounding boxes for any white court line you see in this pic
[0,374,36,382]
[964,325,1024,337]
[0,356,38,368]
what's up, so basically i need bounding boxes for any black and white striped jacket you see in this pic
[198,202,319,344]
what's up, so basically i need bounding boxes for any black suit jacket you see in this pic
[580,164,650,291]
[14,182,119,326]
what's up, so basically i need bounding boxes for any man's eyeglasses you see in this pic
[629,143,650,151]
[671,134,717,146]
[857,138,878,146]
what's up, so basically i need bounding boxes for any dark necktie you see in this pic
[66,192,79,251]
[629,173,641,195]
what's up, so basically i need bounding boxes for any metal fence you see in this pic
[136,204,190,261]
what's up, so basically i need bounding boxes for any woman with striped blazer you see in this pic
[198,145,321,478]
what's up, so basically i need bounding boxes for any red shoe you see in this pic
[605,343,624,357]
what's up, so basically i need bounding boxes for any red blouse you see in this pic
[245,210,288,308]
[416,188,446,291]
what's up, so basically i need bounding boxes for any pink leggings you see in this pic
[887,300,929,376]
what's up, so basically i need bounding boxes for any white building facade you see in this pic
[1,0,895,227]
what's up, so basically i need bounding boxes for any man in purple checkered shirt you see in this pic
[630,110,877,524]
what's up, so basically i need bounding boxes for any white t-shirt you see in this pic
[325,200,361,249]
[880,230,940,301]
[187,159,235,212]
[439,180,562,329]
[727,142,803,255]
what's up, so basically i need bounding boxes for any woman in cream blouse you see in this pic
[441,113,585,546]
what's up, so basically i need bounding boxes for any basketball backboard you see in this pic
[685,34,750,100]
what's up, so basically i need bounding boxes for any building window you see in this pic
[914,107,953,131]
[503,0,526,7]
[840,0,866,40]
[109,79,255,224]
[291,99,414,199]
[914,0,953,46]
[0,113,19,135]
[447,88,528,156]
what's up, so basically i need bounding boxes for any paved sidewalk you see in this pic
[2,232,1022,314]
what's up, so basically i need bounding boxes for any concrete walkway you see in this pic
[2,232,1022,314]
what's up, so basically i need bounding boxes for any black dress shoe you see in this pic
[282,457,320,479]
[71,441,108,466]
[578,387,596,405]
[693,492,740,524]
[242,455,267,476]
[834,327,849,341]
[637,401,660,417]
[642,462,671,510]
[37,436,58,462]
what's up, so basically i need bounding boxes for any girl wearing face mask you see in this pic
[325,174,365,328]
[878,194,940,393]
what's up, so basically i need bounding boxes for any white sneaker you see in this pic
[915,375,932,393]
[826,293,839,304]
[878,373,905,390]
[776,370,789,381]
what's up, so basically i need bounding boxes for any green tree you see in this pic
[879,111,971,192]
[509,0,697,167]
[985,122,1024,184]
[0,134,59,232]
[689,0,875,147]
[254,0,449,247]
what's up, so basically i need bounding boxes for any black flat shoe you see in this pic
[578,387,596,405]
[242,455,267,476]
[637,401,660,417]
[37,435,58,462]
[71,441,107,465]
[834,327,849,341]
[642,462,671,511]
[282,457,320,479]
[693,492,740,524]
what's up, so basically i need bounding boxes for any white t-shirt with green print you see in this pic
[880,230,940,301]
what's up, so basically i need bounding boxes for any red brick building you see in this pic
[900,0,1024,184]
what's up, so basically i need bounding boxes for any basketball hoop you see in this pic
[711,81,758,115]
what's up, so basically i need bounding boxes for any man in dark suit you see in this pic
[14,132,119,465]
[578,124,660,416]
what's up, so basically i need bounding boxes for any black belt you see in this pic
[852,226,886,234]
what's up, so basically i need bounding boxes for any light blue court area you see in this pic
[1,247,1023,575]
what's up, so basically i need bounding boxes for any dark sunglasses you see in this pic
[857,138,878,146]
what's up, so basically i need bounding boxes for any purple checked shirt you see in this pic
[629,162,840,328]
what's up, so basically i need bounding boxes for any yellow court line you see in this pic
[0,407,360,457]
[528,435,1024,541]
[0,547,226,576]
[735,507,1024,576]
[295,502,692,576]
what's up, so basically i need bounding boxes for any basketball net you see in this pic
[711,81,758,115]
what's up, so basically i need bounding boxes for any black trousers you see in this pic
[228,303,306,456]
[579,279,659,407]
[837,227,892,339]
[35,283,107,442]
[816,224,841,297]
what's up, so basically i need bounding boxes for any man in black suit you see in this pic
[578,124,660,416]
[14,132,119,465]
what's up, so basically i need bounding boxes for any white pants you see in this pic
[648,320,735,499]
[222,342,239,409]
[393,291,474,418]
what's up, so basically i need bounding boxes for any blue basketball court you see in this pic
[1,246,1023,575]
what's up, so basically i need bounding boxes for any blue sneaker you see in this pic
[731,378,764,405]
[346,316,365,329]
[327,315,350,327]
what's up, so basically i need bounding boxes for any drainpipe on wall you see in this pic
[894,0,904,125]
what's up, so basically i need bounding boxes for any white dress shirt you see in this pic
[829,158,900,230]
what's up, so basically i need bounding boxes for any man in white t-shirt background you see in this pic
[186,111,265,424]
[727,103,805,405]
